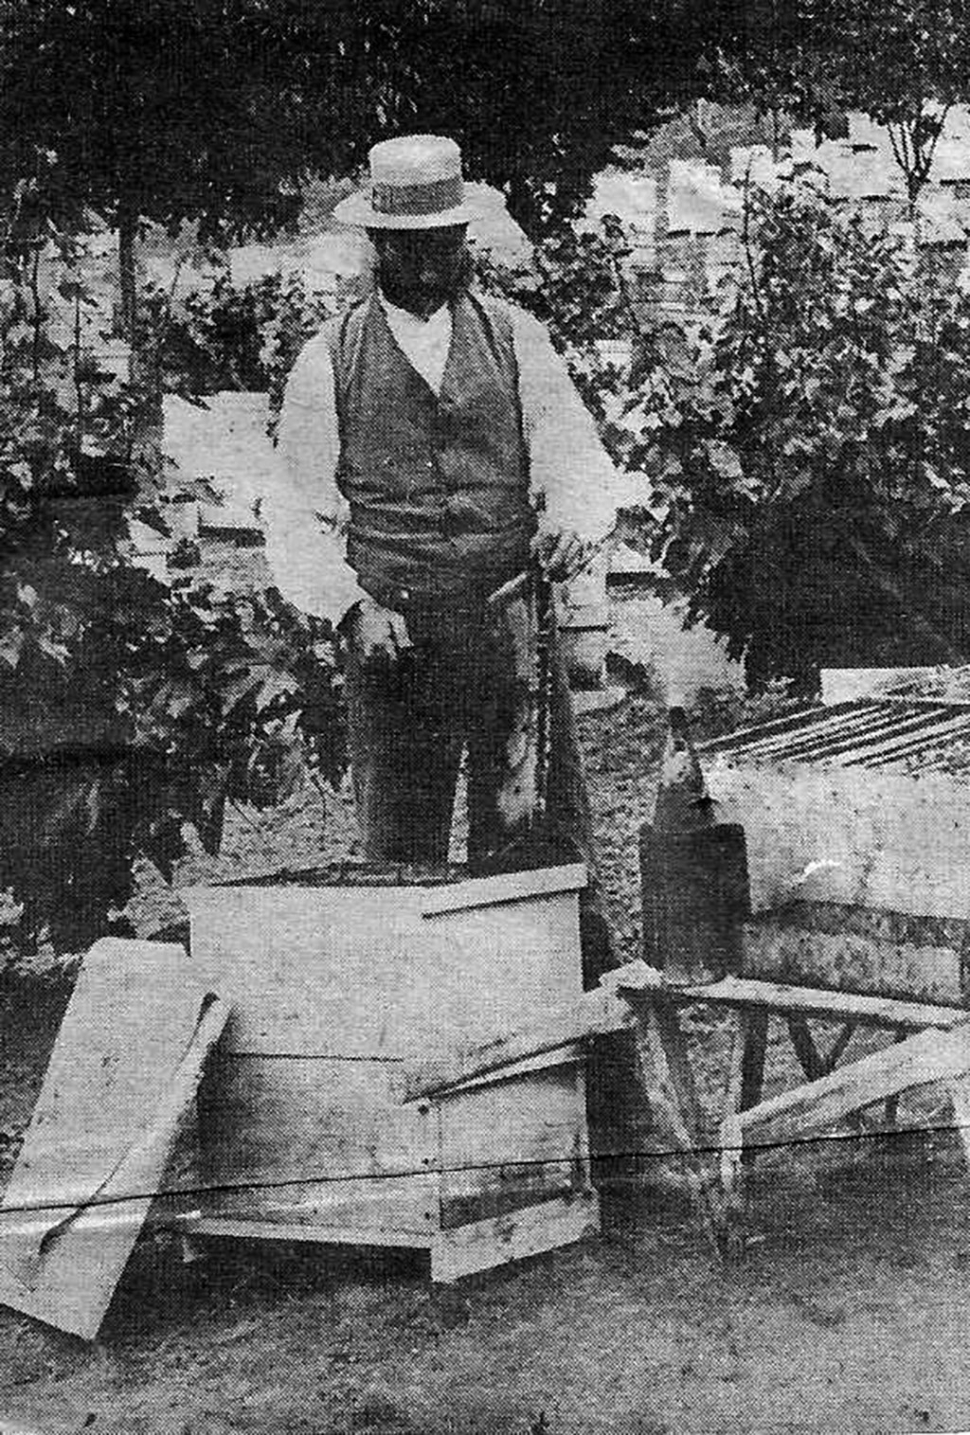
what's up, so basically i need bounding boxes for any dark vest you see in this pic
[325,289,534,607]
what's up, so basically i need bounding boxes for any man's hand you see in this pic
[345,596,413,665]
[532,530,596,583]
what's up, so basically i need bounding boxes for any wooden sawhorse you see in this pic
[404,962,970,1255]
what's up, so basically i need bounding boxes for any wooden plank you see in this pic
[769,897,970,951]
[844,713,970,767]
[628,1000,727,1255]
[0,941,227,1339]
[187,1216,434,1250]
[419,862,587,915]
[945,1069,970,1169]
[712,707,886,763]
[429,1191,599,1283]
[652,970,966,1030]
[723,1008,769,1118]
[825,1021,858,1070]
[744,923,962,1005]
[739,1019,970,1150]
[719,1008,768,1233]
[697,703,847,754]
[201,1175,440,1237]
[185,873,585,1057]
[185,883,436,1056]
[403,976,637,1101]
[787,1016,825,1080]
[433,1042,585,1094]
[738,710,913,764]
[884,1026,908,1128]
[437,1065,587,1227]
[198,1054,436,1232]
[792,710,953,764]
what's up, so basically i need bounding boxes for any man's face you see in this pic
[370,225,469,319]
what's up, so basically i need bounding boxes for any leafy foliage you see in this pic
[149,270,338,418]
[0,0,731,266]
[0,199,346,958]
[510,183,970,686]
[711,0,970,203]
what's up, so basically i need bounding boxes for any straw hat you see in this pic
[334,135,481,230]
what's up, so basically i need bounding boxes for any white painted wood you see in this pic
[199,1055,435,1216]
[184,865,586,1057]
[185,868,593,1272]
[429,1192,599,1283]
[707,758,970,924]
[0,942,226,1339]
[202,1174,440,1237]
[184,883,440,1057]
[429,1042,586,1095]
[437,1065,589,1221]
[420,863,586,915]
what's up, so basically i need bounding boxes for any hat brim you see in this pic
[333,188,481,229]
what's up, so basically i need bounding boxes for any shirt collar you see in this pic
[378,292,451,330]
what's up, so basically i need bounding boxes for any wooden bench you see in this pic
[405,952,970,1255]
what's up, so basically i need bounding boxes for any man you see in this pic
[263,134,619,969]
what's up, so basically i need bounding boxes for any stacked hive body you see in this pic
[183,863,597,1281]
[701,698,970,1007]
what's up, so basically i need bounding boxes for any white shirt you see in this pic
[263,288,622,622]
[380,295,452,393]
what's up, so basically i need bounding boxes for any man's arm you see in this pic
[512,307,622,576]
[262,335,370,624]
[264,334,411,660]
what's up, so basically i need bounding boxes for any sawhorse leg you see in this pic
[629,994,728,1257]
[719,1007,768,1254]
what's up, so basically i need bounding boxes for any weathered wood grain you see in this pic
[184,866,586,1057]
[738,1019,970,1150]
[197,1053,437,1232]
[0,941,225,1338]
[437,1064,588,1228]
[744,922,962,1006]
[186,866,596,1265]
[429,1191,599,1283]
[652,972,966,1030]
[403,980,635,1101]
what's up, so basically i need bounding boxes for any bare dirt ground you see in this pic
[3,691,970,1435]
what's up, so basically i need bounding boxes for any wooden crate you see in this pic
[701,705,970,1005]
[182,864,598,1280]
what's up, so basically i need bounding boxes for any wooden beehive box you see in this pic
[182,863,598,1281]
[701,698,970,1006]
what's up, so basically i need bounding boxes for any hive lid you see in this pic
[700,697,970,777]
[209,857,588,896]
[213,861,467,889]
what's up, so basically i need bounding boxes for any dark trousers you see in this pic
[344,592,594,868]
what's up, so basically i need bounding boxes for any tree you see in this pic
[0,0,726,319]
[710,0,970,207]
[506,183,970,688]
[0,197,345,957]
[0,1,310,339]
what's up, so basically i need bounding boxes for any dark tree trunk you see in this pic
[118,201,138,347]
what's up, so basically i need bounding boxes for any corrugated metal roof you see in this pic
[700,697,970,776]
